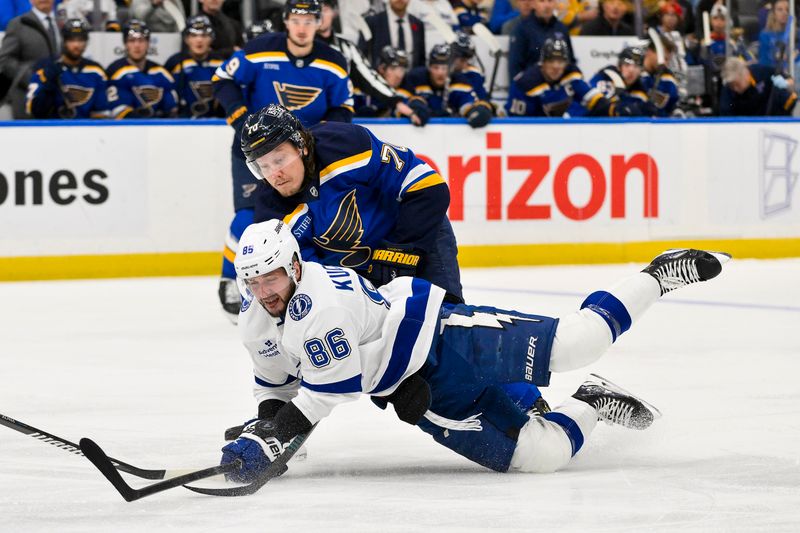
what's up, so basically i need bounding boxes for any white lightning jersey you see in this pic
[238,262,445,423]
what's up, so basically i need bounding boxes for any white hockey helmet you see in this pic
[234,219,302,300]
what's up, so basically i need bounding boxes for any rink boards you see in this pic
[0,118,799,280]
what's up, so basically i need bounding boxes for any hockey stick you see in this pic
[472,22,503,100]
[78,437,241,502]
[0,412,167,480]
[184,423,317,497]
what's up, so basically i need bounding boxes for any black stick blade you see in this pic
[79,437,138,502]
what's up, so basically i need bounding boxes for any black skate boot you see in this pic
[218,278,241,324]
[572,374,661,430]
[642,248,731,295]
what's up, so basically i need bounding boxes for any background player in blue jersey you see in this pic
[26,18,110,119]
[219,220,729,479]
[640,36,680,118]
[506,37,616,117]
[402,43,493,128]
[164,15,225,118]
[106,20,179,118]
[213,0,355,321]
[241,103,463,303]
[589,46,658,117]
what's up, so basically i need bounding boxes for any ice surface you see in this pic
[1,259,799,532]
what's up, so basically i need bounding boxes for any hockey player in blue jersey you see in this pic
[219,219,729,478]
[242,103,463,303]
[640,36,680,118]
[506,37,616,118]
[164,15,225,119]
[450,31,490,102]
[402,43,493,127]
[589,46,658,117]
[106,20,179,118]
[213,0,355,321]
[26,18,110,119]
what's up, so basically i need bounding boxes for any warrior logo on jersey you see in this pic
[288,293,312,321]
[58,83,95,119]
[272,82,323,111]
[313,190,372,268]
[133,85,164,117]
[189,80,214,116]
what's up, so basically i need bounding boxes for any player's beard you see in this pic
[260,282,295,317]
[288,33,313,52]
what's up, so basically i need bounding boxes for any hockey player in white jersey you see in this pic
[221,220,730,479]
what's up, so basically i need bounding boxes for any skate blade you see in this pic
[588,373,663,420]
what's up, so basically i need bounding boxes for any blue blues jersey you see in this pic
[453,1,487,30]
[506,63,610,117]
[640,68,679,117]
[106,58,178,118]
[212,33,354,127]
[403,66,479,117]
[254,121,450,274]
[164,52,225,118]
[26,57,110,119]
[589,64,652,116]
[455,65,489,101]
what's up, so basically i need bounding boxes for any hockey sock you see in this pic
[221,208,254,279]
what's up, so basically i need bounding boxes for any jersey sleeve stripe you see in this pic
[526,83,548,97]
[449,83,473,92]
[369,279,432,395]
[319,149,372,185]
[301,374,362,393]
[630,90,647,101]
[309,59,348,79]
[282,203,309,227]
[255,375,298,388]
[399,162,436,194]
[111,65,137,80]
[82,65,108,79]
[405,173,445,194]
[245,51,289,63]
[561,72,582,85]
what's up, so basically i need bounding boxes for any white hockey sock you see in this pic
[510,397,598,473]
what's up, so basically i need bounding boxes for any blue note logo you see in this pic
[288,294,312,321]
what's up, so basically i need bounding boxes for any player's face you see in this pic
[380,65,406,87]
[711,15,726,33]
[428,64,448,87]
[126,37,149,62]
[728,71,751,94]
[661,12,679,31]
[185,34,212,57]
[318,5,336,34]
[256,142,306,196]
[532,0,556,20]
[245,267,295,317]
[286,14,320,47]
[32,0,54,12]
[517,0,535,16]
[63,37,88,61]
[620,62,641,85]
[389,0,410,13]
[541,59,567,82]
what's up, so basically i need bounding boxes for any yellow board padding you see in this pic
[1,238,799,281]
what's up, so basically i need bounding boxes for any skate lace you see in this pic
[655,257,701,293]
[595,397,634,427]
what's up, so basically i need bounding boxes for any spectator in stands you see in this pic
[360,0,426,68]
[720,56,797,115]
[336,0,377,43]
[702,4,754,63]
[580,0,634,35]
[403,43,494,126]
[106,20,178,118]
[508,0,575,79]
[489,0,518,33]
[26,18,110,118]
[697,0,740,36]
[758,0,798,70]
[164,15,224,118]
[59,0,118,28]
[0,0,59,119]
[452,0,489,33]
[641,35,680,116]
[130,0,187,33]
[407,0,458,44]
[506,37,616,117]
[502,0,534,35]
[1,1,31,32]
[657,1,683,35]
[556,0,598,35]
[200,0,243,57]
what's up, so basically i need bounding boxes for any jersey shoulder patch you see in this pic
[288,293,313,321]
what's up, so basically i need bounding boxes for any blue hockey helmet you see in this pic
[62,18,90,41]
[123,19,150,42]
[283,0,322,20]
[540,38,570,63]
[183,15,215,38]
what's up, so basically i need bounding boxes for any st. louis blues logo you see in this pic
[189,80,214,116]
[133,85,164,116]
[313,190,372,268]
[288,293,312,321]
[272,81,322,111]
[57,82,94,118]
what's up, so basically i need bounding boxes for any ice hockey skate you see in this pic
[642,248,731,295]
[572,374,661,430]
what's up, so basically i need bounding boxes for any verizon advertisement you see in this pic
[1,121,798,264]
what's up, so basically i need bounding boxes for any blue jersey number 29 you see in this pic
[304,328,351,368]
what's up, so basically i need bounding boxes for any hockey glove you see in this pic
[220,419,286,483]
[408,98,432,126]
[466,102,493,128]
[367,243,421,286]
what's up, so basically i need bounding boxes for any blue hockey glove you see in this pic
[220,419,286,483]
[466,102,493,128]
[367,242,421,286]
[408,98,431,126]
